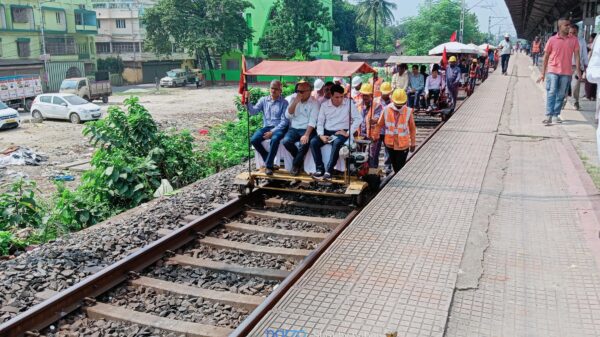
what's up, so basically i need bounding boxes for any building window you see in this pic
[17,40,30,57]
[226,59,240,70]
[96,42,110,53]
[116,19,126,29]
[112,42,139,53]
[46,37,76,55]
[75,13,83,25]
[55,11,61,24]
[0,6,6,29]
[97,19,101,28]
[0,38,2,57]
[11,7,31,23]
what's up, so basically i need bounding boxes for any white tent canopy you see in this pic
[479,43,496,51]
[428,42,481,55]
[467,43,487,56]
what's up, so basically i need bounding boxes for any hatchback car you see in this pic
[0,101,21,130]
[31,93,102,124]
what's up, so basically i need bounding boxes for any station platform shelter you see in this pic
[247,53,600,337]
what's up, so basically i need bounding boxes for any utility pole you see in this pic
[459,0,465,43]
[38,0,50,88]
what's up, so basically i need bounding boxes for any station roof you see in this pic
[505,0,582,39]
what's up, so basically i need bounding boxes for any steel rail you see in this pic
[0,196,248,337]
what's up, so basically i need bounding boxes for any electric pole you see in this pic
[459,0,465,43]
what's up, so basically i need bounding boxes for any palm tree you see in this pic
[356,0,397,53]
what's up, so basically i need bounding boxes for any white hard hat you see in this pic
[333,77,342,83]
[351,76,363,87]
[314,78,325,91]
[504,33,510,38]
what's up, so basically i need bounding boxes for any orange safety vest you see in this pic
[382,105,414,150]
[532,41,541,53]
[369,77,384,97]
[469,65,477,78]
[357,99,383,139]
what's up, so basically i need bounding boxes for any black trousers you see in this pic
[386,147,409,173]
[501,54,510,74]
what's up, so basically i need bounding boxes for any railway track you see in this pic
[0,103,461,336]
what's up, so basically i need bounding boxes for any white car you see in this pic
[0,101,21,130]
[160,70,187,87]
[31,93,102,124]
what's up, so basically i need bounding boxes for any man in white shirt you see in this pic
[392,63,409,91]
[570,24,589,110]
[425,66,443,111]
[309,84,363,180]
[498,33,512,75]
[282,81,320,176]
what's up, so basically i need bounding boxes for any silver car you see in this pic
[31,93,102,124]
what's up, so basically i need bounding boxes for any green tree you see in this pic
[97,57,125,75]
[401,0,484,55]
[356,0,397,53]
[143,0,253,82]
[332,0,358,52]
[258,0,333,58]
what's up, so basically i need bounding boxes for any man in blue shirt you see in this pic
[446,56,462,110]
[408,64,425,109]
[246,80,289,175]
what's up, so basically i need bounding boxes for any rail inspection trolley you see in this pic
[234,59,382,205]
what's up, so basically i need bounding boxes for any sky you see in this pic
[349,0,517,37]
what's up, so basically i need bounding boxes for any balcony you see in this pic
[75,9,97,33]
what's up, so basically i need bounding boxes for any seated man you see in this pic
[407,64,425,109]
[282,81,320,176]
[246,80,289,175]
[425,66,442,111]
[310,84,363,180]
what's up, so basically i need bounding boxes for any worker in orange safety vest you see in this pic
[356,83,384,168]
[373,88,416,173]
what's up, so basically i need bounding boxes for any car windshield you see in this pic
[63,95,89,105]
[0,102,8,109]
[166,71,178,77]
[60,80,78,90]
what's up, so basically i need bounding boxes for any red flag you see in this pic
[450,31,457,42]
[442,46,448,68]
[238,55,247,104]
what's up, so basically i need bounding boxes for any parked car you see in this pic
[0,101,21,130]
[59,77,112,103]
[31,93,102,124]
[0,74,43,112]
[160,69,188,87]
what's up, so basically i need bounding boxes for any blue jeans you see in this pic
[532,53,540,66]
[283,128,315,168]
[501,54,510,73]
[545,73,571,117]
[251,126,286,169]
[309,129,348,173]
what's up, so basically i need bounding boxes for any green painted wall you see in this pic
[0,1,97,92]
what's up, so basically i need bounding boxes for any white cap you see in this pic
[351,76,363,87]
[333,77,342,83]
[504,33,510,38]
[314,78,325,91]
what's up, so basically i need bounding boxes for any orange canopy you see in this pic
[244,59,376,77]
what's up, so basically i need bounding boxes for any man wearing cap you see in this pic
[357,83,383,169]
[498,33,512,75]
[312,79,325,103]
[446,56,462,110]
[283,81,320,176]
[373,89,416,173]
[310,84,363,180]
[246,80,289,175]
[351,76,363,101]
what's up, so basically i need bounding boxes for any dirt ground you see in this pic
[0,85,239,196]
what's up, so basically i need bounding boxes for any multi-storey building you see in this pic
[0,0,98,92]
[92,0,193,84]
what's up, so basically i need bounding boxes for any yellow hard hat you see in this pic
[380,82,392,95]
[391,89,407,105]
[359,83,374,95]
[449,56,457,62]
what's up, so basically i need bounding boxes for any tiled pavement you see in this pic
[250,54,600,337]
[445,54,600,337]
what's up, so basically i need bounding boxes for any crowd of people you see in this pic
[245,75,418,180]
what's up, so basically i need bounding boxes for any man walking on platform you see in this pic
[498,33,513,75]
[446,56,461,110]
[373,89,416,173]
[532,36,542,67]
[537,18,581,126]
[569,24,588,111]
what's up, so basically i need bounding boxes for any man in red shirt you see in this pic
[538,18,581,125]
[532,36,542,66]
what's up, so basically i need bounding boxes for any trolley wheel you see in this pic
[365,174,381,192]
[238,184,253,196]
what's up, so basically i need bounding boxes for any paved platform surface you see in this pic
[250,54,600,337]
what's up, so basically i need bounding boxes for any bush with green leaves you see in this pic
[0,179,47,231]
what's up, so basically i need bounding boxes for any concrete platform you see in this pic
[249,54,600,337]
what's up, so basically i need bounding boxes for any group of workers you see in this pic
[245,77,417,180]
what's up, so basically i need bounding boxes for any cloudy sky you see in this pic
[349,0,517,36]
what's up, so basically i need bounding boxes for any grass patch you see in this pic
[578,153,600,190]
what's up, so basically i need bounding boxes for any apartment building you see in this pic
[92,0,192,84]
[0,0,98,92]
